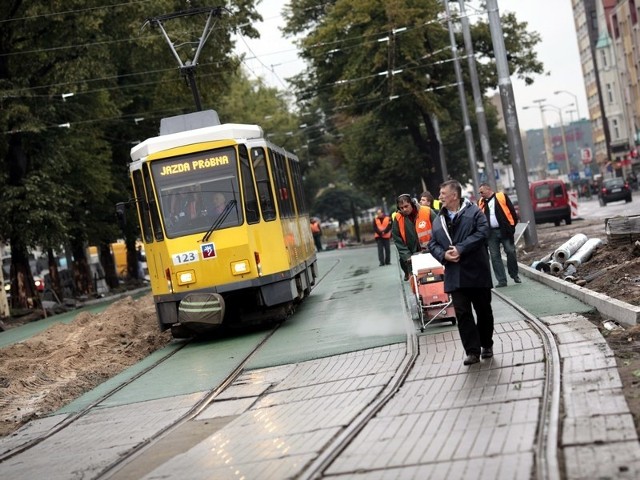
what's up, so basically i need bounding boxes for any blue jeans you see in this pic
[487,229,519,284]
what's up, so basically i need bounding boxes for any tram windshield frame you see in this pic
[150,146,243,238]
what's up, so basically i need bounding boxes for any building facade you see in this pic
[573,0,640,177]
[524,119,595,182]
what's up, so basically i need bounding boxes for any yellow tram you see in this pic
[127,110,317,337]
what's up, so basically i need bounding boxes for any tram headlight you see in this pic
[231,260,250,275]
[177,270,196,285]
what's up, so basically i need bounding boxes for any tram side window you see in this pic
[143,164,164,241]
[132,170,153,243]
[238,145,259,224]
[271,149,294,218]
[289,158,308,215]
[251,147,277,221]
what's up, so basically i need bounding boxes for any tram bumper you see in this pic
[177,293,225,333]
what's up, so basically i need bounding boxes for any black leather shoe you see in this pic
[404,273,410,281]
[513,277,522,283]
[481,347,493,359]
[496,282,507,288]
[463,354,480,365]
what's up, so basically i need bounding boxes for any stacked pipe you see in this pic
[550,234,588,275]
[527,234,603,281]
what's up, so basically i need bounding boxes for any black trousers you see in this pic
[451,288,494,356]
[376,237,391,265]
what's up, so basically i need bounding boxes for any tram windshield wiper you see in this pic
[202,199,237,242]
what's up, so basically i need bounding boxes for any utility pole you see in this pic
[443,0,479,193]
[486,0,538,247]
[145,7,228,112]
[457,0,496,190]
[532,98,553,168]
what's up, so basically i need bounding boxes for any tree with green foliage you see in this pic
[283,0,544,199]
[0,1,263,310]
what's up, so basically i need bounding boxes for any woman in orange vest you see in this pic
[373,209,392,266]
[391,194,437,280]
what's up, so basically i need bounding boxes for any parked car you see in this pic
[529,179,572,226]
[598,177,632,206]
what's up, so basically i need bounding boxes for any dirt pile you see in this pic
[0,294,171,437]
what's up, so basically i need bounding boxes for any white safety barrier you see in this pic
[569,190,579,218]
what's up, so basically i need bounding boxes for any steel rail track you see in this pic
[493,289,562,480]
[0,340,191,463]
[96,324,282,479]
[299,267,420,479]
[98,258,343,479]
[300,288,562,480]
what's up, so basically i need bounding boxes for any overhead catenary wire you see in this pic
[1,5,481,138]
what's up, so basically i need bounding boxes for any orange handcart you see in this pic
[410,253,457,332]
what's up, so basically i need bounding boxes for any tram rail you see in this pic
[0,251,596,480]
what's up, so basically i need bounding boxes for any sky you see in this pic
[234,0,588,132]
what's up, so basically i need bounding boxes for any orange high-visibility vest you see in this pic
[310,221,321,234]
[374,216,392,239]
[478,192,516,226]
[396,206,432,249]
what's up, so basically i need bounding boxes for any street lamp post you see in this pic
[523,100,553,170]
[554,90,580,121]
[542,104,571,177]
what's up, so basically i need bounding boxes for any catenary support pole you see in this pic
[457,0,496,190]
[443,0,479,194]
[485,0,538,247]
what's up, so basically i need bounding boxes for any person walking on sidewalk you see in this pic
[392,194,437,281]
[373,209,392,266]
[428,180,495,366]
[477,182,521,287]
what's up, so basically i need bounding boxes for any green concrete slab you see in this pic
[58,329,271,413]
[490,273,594,318]
[247,246,408,370]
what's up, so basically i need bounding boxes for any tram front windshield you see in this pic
[151,146,243,238]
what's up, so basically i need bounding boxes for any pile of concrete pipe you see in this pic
[530,233,603,282]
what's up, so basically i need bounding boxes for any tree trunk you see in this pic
[422,113,444,193]
[47,247,64,300]
[9,240,40,310]
[71,241,94,296]
[100,242,119,289]
[126,238,138,280]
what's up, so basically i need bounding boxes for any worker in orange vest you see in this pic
[392,194,437,281]
[310,218,323,252]
[419,190,441,212]
[477,182,520,287]
[373,209,392,266]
